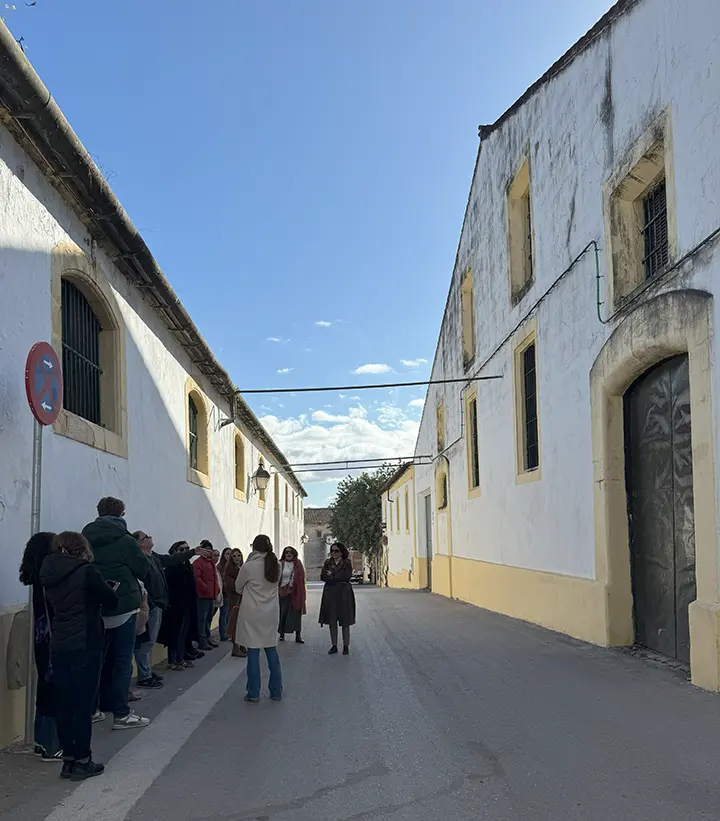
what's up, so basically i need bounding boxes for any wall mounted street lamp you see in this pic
[252,459,271,494]
[300,533,309,545]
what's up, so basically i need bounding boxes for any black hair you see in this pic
[252,534,280,583]
[200,539,213,549]
[330,542,349,560]
[19,532,55,586]
[282,546,299,561]
[170,540,189,554]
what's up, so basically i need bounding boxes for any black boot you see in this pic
[328,646,338,655]
[279,634,285,641]
[60,760,74,780]
[343,646,350,655]
[295,633,305,644]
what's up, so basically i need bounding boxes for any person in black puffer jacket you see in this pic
[40,531,118,782]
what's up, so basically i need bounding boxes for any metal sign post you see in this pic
[23,342,62,745]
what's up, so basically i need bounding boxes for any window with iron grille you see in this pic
[61,278,102,425]
[523,191,533,283]
[642,179,669,280]
[468,396,480,489]
[438,473,448,509]
[188,395,199,470]
[521,343,539,471]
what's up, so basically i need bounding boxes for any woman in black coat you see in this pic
[319,542,356,655]
[19,532,60,761]
[40,531,119,781]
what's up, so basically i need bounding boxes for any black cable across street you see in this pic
[236,375,502,395]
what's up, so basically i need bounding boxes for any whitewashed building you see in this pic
[388,0,720,691]
[0,27,305,747]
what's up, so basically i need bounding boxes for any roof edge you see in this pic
[478,0,641,140]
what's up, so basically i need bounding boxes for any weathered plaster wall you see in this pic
[0,121,304,746]
[413,0,720,650]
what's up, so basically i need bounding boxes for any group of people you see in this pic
[19,496,358,783]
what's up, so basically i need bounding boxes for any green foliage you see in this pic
[328,465,396,557]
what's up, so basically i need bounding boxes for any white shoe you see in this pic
[92,710,106,724]
[112,712,150,730]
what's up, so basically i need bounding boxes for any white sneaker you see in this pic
[92,710,106,724]
[112,712,151,730]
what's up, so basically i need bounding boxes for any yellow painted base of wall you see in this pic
[0,606,222,750]
[430,554,609,646]
[387,558,429,591]
[1,606,25,749]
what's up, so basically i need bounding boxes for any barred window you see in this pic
[61,278,102,425]
[188,396,199,470]
[521,343,539,471]
[642,179,669,280]
[468,396,480,489]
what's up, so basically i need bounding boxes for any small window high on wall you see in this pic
[508,157,534,304]
[188,396,199,471]
[234,434,246,499]
[467,392,480,494]
[460,268,475,370]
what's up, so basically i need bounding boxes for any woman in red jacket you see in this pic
[277,547,307,644]
[193,540,220,650]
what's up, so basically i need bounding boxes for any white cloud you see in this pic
[354,363,391,375]
[312,410,351,424]
[277,367,294,375]
[261,402,419,505]
[267,337,289,343]
[315,320,332,328]
[408,398,425,408]
[401,358,428,368]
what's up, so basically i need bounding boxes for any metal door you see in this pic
[424,494,433,591]
[624,354,696,663]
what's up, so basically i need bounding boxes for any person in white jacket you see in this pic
[235,535,283,702]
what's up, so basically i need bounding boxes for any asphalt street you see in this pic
[3,585,720,821]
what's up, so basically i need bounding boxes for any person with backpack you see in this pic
[40,531,119,781]
[19,532,61,762]
[82,497,151,730]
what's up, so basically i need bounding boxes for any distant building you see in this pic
[304,508,333,580]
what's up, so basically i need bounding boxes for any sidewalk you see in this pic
[0,641,234,821]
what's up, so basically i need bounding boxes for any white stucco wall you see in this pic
[0,123,304,612]
[414,0,720,581]
[385,478,416,577]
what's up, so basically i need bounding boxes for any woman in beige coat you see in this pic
[235,535,282,702]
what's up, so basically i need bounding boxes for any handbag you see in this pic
[39,587,54,683]
[136,585,150,635]
[278,563,294,598]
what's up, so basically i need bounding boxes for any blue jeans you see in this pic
[99,615,137,718]
[197,599,214,644]
[134,606,162,681]
[34,712,59,755]
[246,647,282,700]
[219,601,230,639]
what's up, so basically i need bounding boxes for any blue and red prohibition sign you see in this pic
[25,342,63,426]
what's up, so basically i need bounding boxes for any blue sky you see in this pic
[7,0,613,506]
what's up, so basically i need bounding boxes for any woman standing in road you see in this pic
[278,546,307,644]
[19,532,61,762]
[235,535,282,702]
[319,542,356,655]
[224,548,247,658]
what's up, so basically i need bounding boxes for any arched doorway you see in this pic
[624,354,696,662]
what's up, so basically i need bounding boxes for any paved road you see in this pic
[4,585,720,821]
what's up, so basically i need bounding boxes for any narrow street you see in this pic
[4,585,720,821]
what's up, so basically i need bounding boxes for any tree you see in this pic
[328,465,396,558]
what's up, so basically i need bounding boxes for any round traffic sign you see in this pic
[25,342,63,426]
